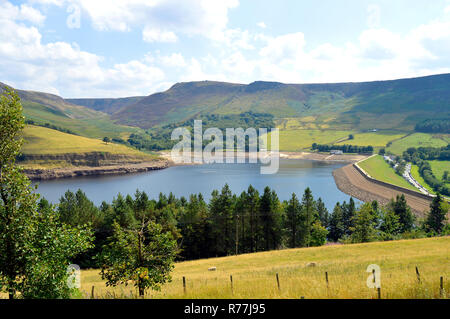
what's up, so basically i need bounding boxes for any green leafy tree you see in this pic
[0,89,93,299]
[350,203,377,243]
[424,194,448,234]
[310,221,328,247]
[386,195,415,233]
[100,220,177,296]
[380,208,401,239]
[103,137,111,144]
[21,200,93,298]
[58,189,103,228]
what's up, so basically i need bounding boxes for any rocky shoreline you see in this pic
[24,160,171,181]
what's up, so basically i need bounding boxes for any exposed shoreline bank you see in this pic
[23,151,367,181]
[23,160,170,181]
[158,150,368,164]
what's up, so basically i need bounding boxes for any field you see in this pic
[21,125,153,157]
[268,129,353,151]
[358,155,418,191]
[336,131,407,147]
[429,160,450,185]
[80,237,450,299]
[266,127,409,152]
[387,133,450,155]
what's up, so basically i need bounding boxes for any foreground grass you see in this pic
[81,237,449,299]
[21,125,153,157]
[358,155,418,191]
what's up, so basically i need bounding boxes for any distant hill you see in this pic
[0,82,102,119]
[3,73,450,135]
[110,74,450,130]
[0,82,142,139]
[66,96,145,114]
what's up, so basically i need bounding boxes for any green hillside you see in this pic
[387,133,450,155]
[19,125,156,169]
[66,96,145,114]
[111,74,450,130]
[1,82,143,140]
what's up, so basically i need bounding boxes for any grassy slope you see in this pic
[387,133,450,155]
[266,129,353,151]
[268,128,408,153]
[337,131,407,147]
[66,96,145,114]
[21,125,152,157]
[81,237,450,299]
[22,100,142,140]
[358,155,418,191]
[411,165,436,195]
[429,160,450,185]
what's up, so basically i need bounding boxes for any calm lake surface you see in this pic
[34,159,356,210]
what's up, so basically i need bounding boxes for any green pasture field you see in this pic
[358,155,418,191]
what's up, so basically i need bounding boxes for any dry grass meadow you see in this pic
[81,237,449,299]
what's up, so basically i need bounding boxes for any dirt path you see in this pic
[333,164,432,217]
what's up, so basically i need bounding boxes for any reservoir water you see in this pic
[34,159,356,210]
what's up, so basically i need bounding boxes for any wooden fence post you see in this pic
[230,275,233,295]
[325,272,329,288]
[440,276,444,297]
[276,273,280,292]
[91,285,95,299]
[377,287,381,299]
[415,266,421,284]
[183,276,186,294]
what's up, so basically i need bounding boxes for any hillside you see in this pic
[0,82,143,140]
[19,125,158,169]
[81,237,450,299]
[66,96,145,114]
[110,74,450,130]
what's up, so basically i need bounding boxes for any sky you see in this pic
[1,0,450,98]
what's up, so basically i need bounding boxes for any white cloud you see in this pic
[143,28,178,43]
[35,0,239,40]
[218,28,255,50]
[0,2,45,25]
[4,0,450,98]
[259,32,306,62]
[257,22,266,29]
[0,1,165,98]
